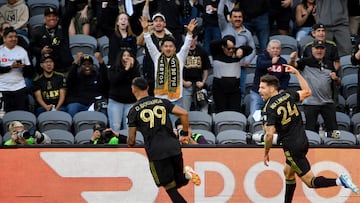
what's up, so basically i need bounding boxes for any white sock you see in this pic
[336,178,342,186]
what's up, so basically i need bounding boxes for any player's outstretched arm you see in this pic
[283,64,311,101]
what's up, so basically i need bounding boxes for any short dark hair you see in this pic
[230,7,243,17]
[3,26,16,37]
[132,77,148,90]
[160,36,176,47]
[260,74,279,90]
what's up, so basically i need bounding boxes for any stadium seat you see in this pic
[28,14,44,34]
[97,36,109,57]
[188,111,213,131]
[43,129,74,144]
[305,130,322,145]
[341,74,358,99]
[247,115,263,134]
[192,129,216,144]
[269,35,298,55]
[119,129,144,145]
[298,35,314,54]
[287,74,300,92]
[2,131,10,144]
[216,129,248,144]
[69,34,98,55]
[213,111,247,135]
[346,93,357,114]
[340,55,352,67]
[37,111,72,132]
[336,94,346,113]
[340,64,359,78]
[322,130,357,146]
[351,112,360,134]
[73,111,108,134]
[245,73,254,95]
[27,0,59,17]
[336,111,351,131]
[74,129,93,144]
[2,111,37,133]
[0,0,7,7]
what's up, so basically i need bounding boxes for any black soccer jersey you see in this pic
[127,96,181,160]
[32,72,67,105]
[262,91,306,142]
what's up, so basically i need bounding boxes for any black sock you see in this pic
[312,176,337,188]
[285,179,296,203]
[166,187,187,203]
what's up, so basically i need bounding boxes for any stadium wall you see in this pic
[0,147,359,203]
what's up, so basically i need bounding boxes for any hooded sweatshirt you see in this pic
[0,0,29,30]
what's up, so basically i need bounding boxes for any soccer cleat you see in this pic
[185,166,201,186]
[339,174,359,194]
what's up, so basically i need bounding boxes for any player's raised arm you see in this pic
[283,64,311,101]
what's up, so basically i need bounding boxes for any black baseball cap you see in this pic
[79,55,94,65]
[312,40,326,48]
[44,7,58,16]
[40,54,54,63]
[312,23,325,31]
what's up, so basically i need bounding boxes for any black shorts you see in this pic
[282,136,311,177]
[149,153,189,190]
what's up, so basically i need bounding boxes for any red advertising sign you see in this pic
[0,148,358,202]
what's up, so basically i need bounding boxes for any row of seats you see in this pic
[1,126,359,146]
[1,110,107,135]
[2,111,360,145]
[2,109,360,136]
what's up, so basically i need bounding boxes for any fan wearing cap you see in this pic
[32,53,67,116]
[65,52,108,117]
[137,12,175,96]
[139,15,197,106]
[30,4,76,74]
[302,23,340,71]
[4,121,51,145]
[289,39,341,138]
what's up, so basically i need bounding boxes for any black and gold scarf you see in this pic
[155,54,181,99]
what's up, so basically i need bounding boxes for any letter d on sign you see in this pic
[194,162,236,202]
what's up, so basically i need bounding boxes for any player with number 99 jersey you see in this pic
[127,96,181,161]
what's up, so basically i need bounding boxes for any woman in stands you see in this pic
[108,12,137,65]
[106,49,140,131]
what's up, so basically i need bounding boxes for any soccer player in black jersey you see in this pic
[127,77,200,203]
[259,64,359,203]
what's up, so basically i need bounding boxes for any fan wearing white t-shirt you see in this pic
[0,27,31,112]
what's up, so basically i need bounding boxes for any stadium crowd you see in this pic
[0,0,360,145]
